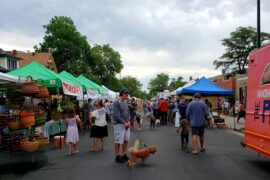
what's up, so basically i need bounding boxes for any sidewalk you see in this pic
[219,114,245,132]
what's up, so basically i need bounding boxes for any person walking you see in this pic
[205,99,213,128]
[112,88,131,163]
[128,97,137,129]
[237,101,246,123]
[65,109,81,155]
[186,93,209,154]
[136,99,144,131]
[152,99,159,121]
[146,101,155,130]
[159,98,168,125]
[90,100,108,151]
[104,99,111,123]
[178,98,187,120]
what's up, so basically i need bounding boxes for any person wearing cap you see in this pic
[112,88,131,163]
[186,93,209,154]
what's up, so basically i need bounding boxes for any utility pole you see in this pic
[257,0,261,48]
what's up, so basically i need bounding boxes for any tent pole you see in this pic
[217,96,220,117]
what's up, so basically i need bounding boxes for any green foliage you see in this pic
[120,76,142,97]
[34,16,93,76]
[148,73,169,97]
[169,76,187,91]
[90,44,123,89]
[104,76,122,92]
[61,101,74,112]
[34,16,126,93]
[213,26,270,74]
[138,91,152,100]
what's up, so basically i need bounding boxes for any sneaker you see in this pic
[115,155,125,163]
[121,154,129,162]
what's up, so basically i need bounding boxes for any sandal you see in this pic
[200,148,205,152]
[90,148,97,152]
[192,150,198,155]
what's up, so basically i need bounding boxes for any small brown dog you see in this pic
[128,145,157,167]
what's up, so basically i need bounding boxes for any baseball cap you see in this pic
[194,93,201,98]
[119,88,129,95]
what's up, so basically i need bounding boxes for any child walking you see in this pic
[146,101,155,130]
[65,109,81,155]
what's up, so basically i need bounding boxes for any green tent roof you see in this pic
[8,61,81,88]
[77,75,104,92]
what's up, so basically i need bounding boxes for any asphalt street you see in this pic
[1,122,270,180]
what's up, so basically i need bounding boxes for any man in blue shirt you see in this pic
[186,93,209,154]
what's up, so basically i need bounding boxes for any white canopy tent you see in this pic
[99,85,118,101]
[170,79,197,96]
[0,72,27,89]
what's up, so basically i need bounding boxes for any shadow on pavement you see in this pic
[246,158,270,174]
[0,152,48,176]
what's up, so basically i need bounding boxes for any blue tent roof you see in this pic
[176,76,234,96]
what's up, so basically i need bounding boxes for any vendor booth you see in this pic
[176,76,234,125]
[176,76,234,96]
[7,61,85,135]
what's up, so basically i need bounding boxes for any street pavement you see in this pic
[1,121,270,180]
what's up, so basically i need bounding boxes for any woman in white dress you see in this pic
[65,109,81,155]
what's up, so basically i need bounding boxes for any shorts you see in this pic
[114,124,130,144]
[90,125,108,138]
[136,114,141,124]
[191,125,204,136]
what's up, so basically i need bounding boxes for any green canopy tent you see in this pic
[8,61,83,96]
[76,75,104,92]
[59,71,89,93]
[76,75,106,99]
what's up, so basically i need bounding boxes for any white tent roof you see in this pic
[170,79,197,96]
[0,72,26,89]
[100,85,118,100]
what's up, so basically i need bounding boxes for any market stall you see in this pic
[76,75,103,99]
[7,61,84,138]
[0,73,51,169]
[176,76,234,125]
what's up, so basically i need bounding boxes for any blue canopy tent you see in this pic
[176,76,234,96]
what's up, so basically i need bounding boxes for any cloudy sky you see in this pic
[1,0,270,91]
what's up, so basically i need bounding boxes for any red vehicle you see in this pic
[244,44,270,156]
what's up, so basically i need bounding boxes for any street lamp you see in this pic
[257,0,261,48]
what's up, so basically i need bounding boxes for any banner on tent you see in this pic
[87,88,98,98]
[101,89,109,97]
[62,81,83,96]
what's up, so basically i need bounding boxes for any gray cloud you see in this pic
[1,0,270,91]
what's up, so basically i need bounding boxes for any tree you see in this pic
[105,76,122,93]
[148,73,169,97]
[34,16,124,91]
[169,76,187,91]
[90,44,123,89]
[120,76,143,97]
[34,16,94,76]
[213,26,270,74]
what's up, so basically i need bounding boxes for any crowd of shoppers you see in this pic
[63,86,246,160]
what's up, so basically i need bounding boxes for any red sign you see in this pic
[62,81,82,96]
